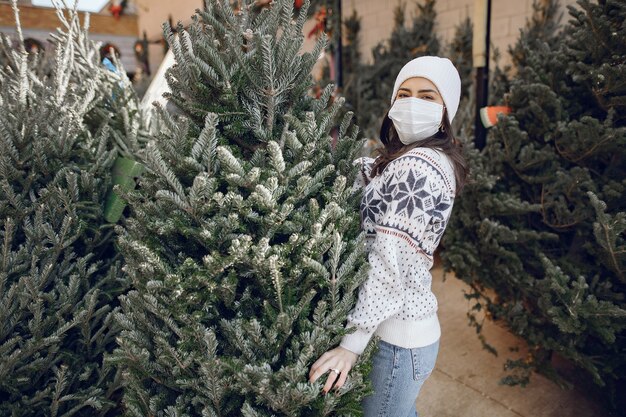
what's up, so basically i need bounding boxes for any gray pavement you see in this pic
[415,268,611,417]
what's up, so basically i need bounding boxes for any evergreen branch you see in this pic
[338,111,354,139]
[155,190,193,214]
[327,232,344,308]
[302,33,326,79]
[540,184,582,229]
[190,54,220,85]
[10,1,25,52]
[268,254,284,313]
[192,112,219,174]
[295,0,310,35]
[283,129,302,151]
[336,232,366,283]
[266,141,285,174]
[52,7,77,107]
[0,217,13,272]
[145,144,190,206]
[287,161,311,179]
[588,192,626,282]
[194,36,233,88]
[260,35,277,131]
[216,146,246,177]
[313,84,334,115]
[17,53,27,107]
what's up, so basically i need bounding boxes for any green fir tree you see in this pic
[109,1,372,415]
[446,16,473,102]
[445,16,474,138]
[340,8,362,116]
[442,0,626,411]
[0,3,145,415]
[489,0,563,106]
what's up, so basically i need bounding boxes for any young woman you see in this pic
[309,56,468,416]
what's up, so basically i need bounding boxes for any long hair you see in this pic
[370,108,468,195]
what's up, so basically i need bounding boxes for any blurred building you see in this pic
[1,0,582,91]
[342,0,579,67]
[0,0,207,92]
[0,0,140,71]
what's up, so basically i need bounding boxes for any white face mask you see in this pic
[388,97,444,145]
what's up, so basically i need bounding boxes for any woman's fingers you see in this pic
[322,369,340,394]
[309,352,330,378]
[309,347,358,391]
[309,367,322,383]
[309,360,334,383]
[334,369,349,391]
[311,364,350,393]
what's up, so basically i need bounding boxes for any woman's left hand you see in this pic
[309,346,358,394]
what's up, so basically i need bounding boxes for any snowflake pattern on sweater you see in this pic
[341,148,456,355]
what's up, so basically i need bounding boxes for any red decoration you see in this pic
[109,0,127,20]
[307,6,328,39]
[294,0,304,8]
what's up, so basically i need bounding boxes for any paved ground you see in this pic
[415,268,611,417]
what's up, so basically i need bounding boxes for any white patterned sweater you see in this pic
[340,147,456,355]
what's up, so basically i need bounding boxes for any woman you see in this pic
[309,56,468,416]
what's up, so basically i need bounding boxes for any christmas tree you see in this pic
[442,0,626,410]
[340,9,362,116]
[0,3,145,415]
[299,0,343,106]
[110,1,372,415]
[445,16,474,138]
[356,0,440,140]
[447,16,473,102]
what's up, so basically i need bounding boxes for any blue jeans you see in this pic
[362,339,440,417]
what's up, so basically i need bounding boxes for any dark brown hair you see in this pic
[370,108,468,195]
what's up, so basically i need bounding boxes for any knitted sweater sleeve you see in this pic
[340,151,454,355]
[352,157,375,190]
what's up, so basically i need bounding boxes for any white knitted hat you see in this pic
[390,56,462,123]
